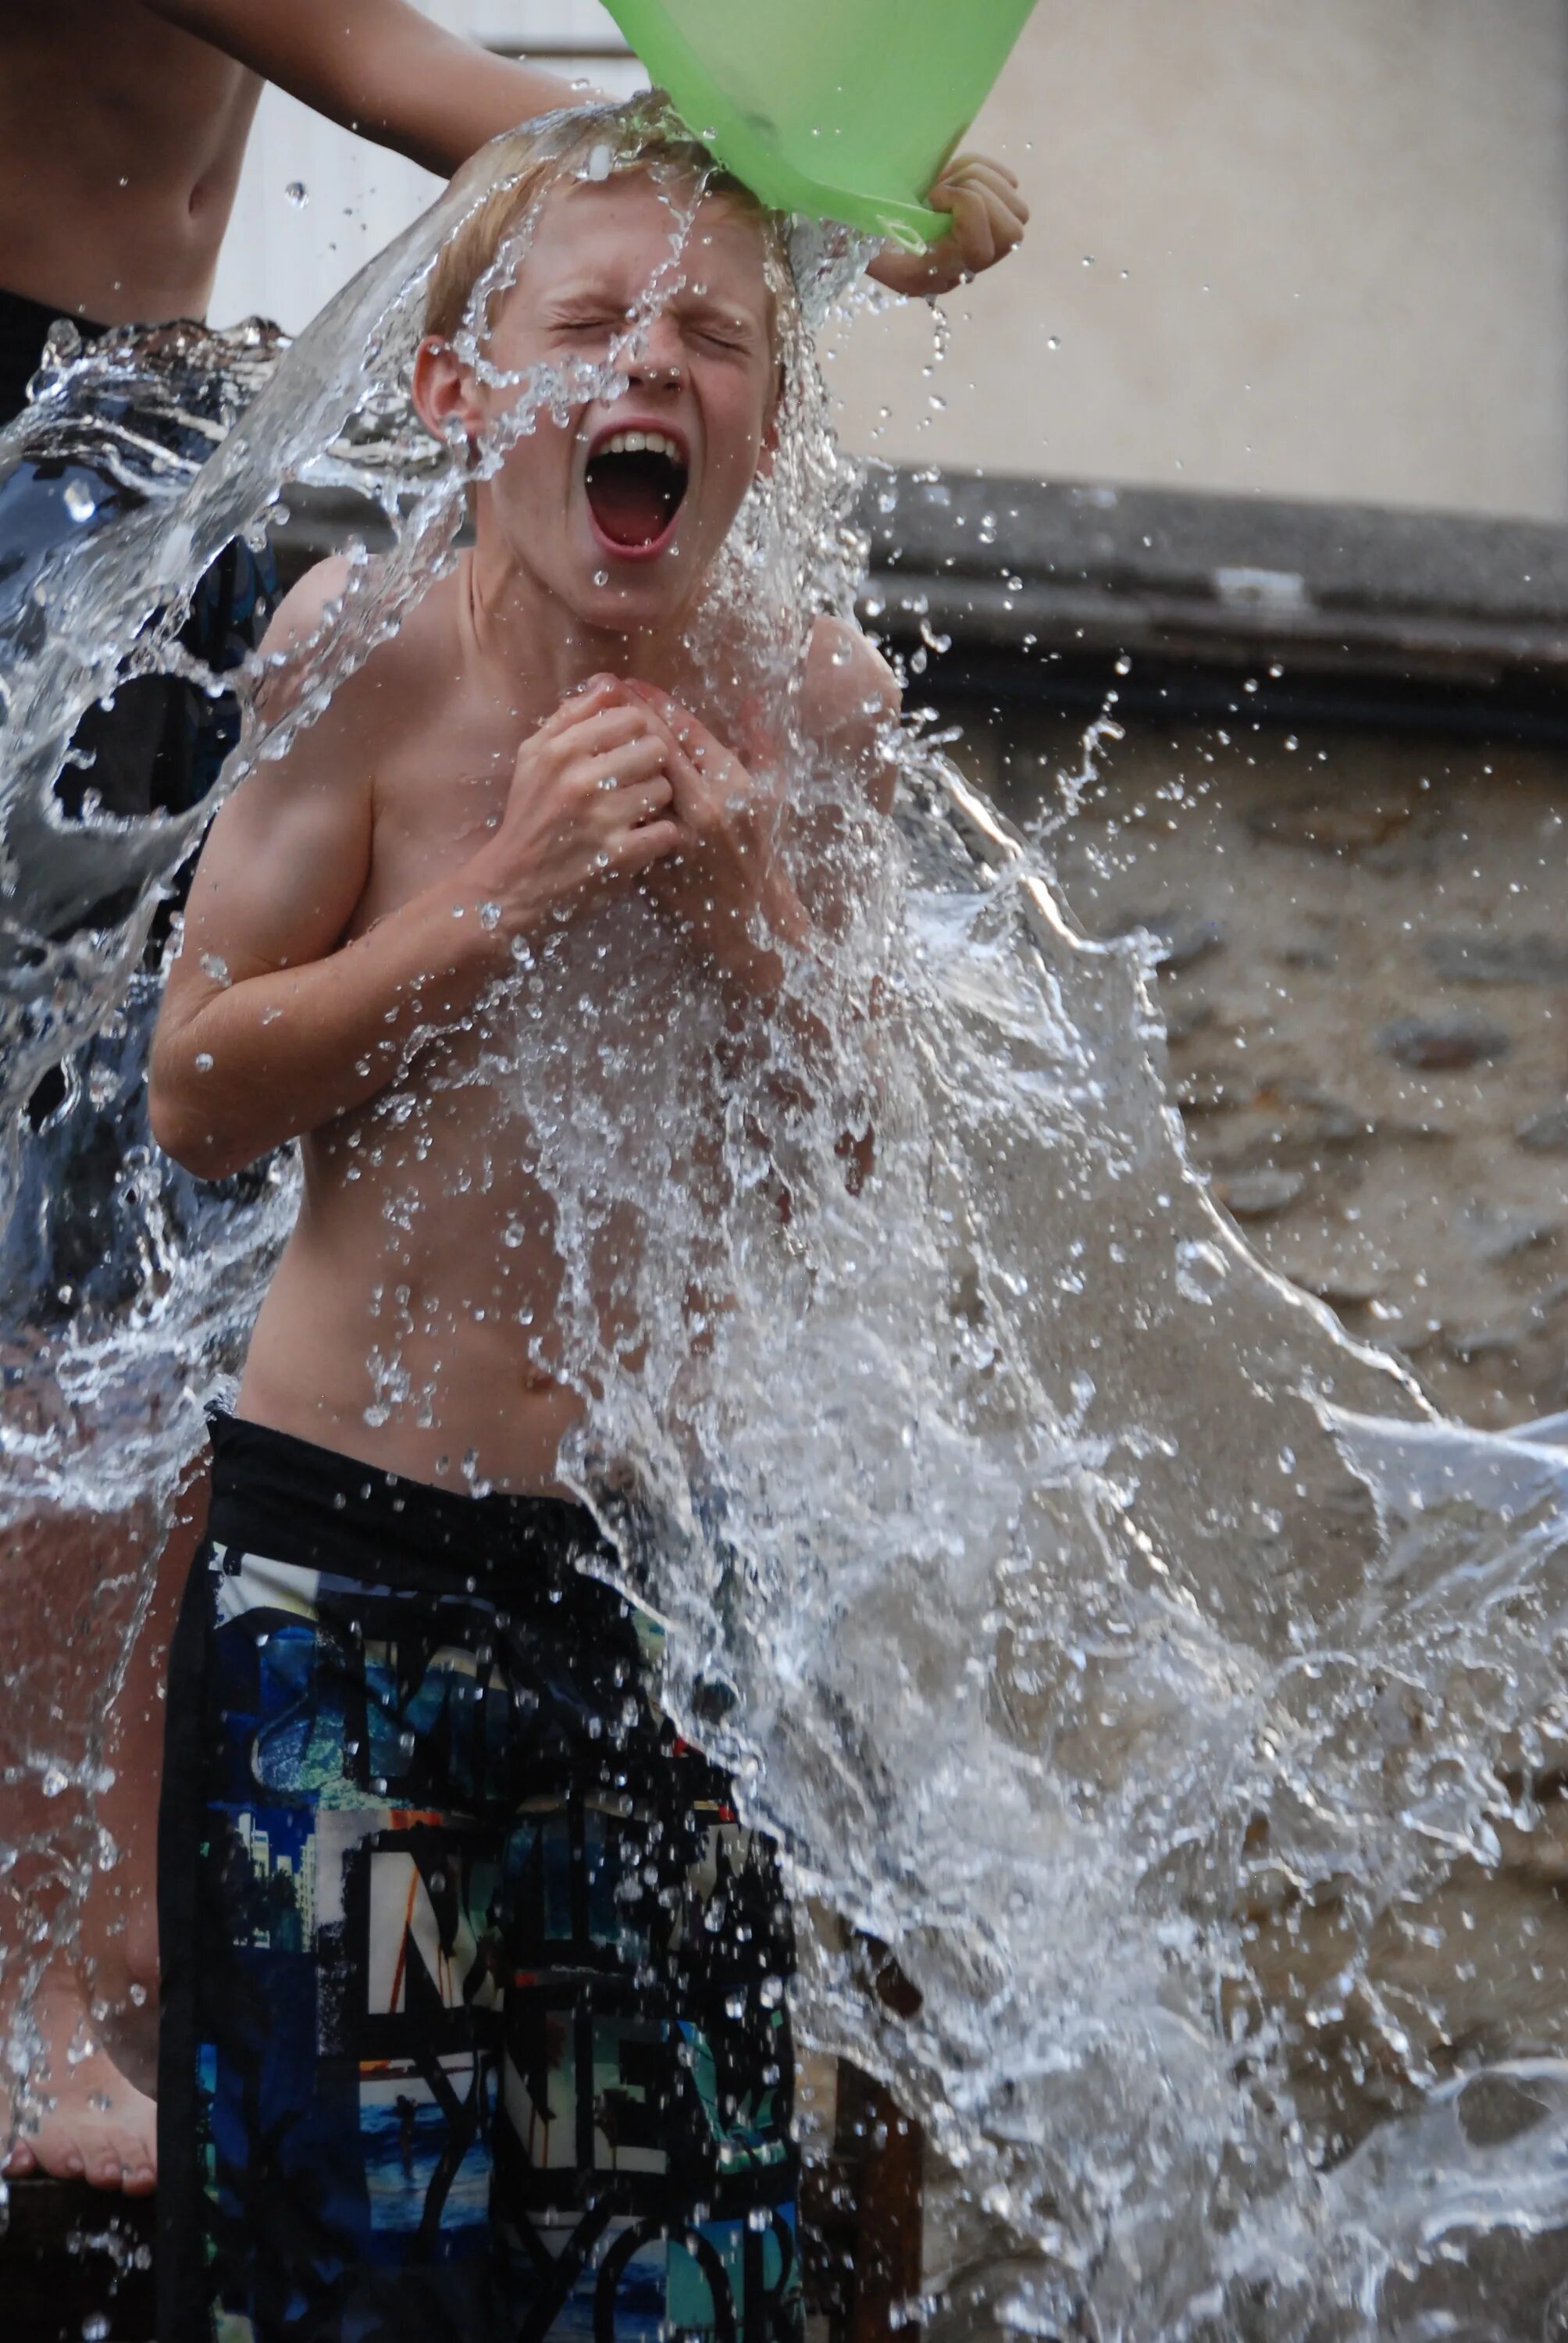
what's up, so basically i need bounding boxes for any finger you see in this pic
[978,194,1026,260]
[623,679,709,755]
[537,675,621,736]
[615,815,683,869]
[661,731,711,805]
[953,160,1030,223]
[557,706,663,761]
[948,187,999,274]
[579,736,670,792]
[621,775,675,825]
[941,152,1021,194]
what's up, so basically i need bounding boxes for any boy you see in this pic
[148,106,900,2338]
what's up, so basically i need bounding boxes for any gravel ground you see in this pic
[957,704,1568,1433]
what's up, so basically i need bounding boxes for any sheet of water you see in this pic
[5,102,1568,2341]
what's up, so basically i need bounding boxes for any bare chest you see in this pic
[349,715,520,939]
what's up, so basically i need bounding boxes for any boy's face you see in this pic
[457,172,778,633]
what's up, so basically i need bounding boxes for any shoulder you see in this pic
[256,553,358,665]
[800,615,902,742]
[799,616,902,813]
[254,553,453,750]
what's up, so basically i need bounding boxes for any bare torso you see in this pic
[238,568,782,1496]
[0,0,258,324]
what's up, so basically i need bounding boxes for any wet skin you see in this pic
[151,173,899,1498]
[0,0,580,326]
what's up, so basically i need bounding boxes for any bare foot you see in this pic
[4,1966,156,2193]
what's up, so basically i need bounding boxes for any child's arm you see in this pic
[151,582,679,1181]
[144,0,583,177]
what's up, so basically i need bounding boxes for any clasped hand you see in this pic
[622,677,782,961]
[472,675,780,967]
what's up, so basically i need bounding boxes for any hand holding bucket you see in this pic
[600,0,1039,248]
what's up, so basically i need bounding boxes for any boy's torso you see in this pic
[0,0,258,329]
[241,569,805,1498]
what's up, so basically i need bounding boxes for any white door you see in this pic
[208,2,643,334]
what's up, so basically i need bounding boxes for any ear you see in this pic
[412,333,483,458]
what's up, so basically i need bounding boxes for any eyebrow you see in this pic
[675,290,764,331]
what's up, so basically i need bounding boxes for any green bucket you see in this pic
[600,0,1038,248]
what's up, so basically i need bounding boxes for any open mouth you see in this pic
[583,427,690,557]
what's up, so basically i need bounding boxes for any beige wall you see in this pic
[211,0,1568,522]
[824,0,1568,520]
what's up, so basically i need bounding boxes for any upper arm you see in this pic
[159,560,375,1035]
[141,0,581,171]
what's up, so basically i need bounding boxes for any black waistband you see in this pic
[0,287,106,429]
[205,1410,615,1594]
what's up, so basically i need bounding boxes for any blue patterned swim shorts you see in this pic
[157,1412,802,2342]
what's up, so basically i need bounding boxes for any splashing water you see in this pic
[5,98,1568,2340]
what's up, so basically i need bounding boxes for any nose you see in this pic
[624,309,685,390]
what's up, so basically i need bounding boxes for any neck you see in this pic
[462,528,698,717]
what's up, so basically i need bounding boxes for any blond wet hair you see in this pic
[424,98,790,350]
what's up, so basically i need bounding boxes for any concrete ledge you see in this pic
[273,470,1568,740]
[861,473,1568,740]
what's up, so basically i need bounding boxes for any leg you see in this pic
[82,1467,207,2093]
[0,1485,177,2194]
[838,2067,924,2343]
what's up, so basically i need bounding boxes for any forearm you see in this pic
[151,876,507,1179]
[147,0,588,177]
[310,12,586,176]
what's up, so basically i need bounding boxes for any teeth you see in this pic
[598,430,683,462]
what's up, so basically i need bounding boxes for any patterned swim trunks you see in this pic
[157,1413,802,2341]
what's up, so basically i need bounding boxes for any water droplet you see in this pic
[194,1050,214,1073]
[285,180,308,208]
[62,478,97,525]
